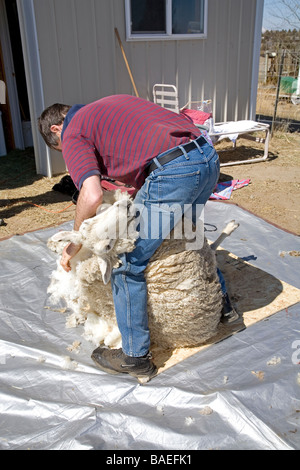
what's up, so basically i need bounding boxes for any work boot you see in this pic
[91,347,157,384]
[221,293,239,324]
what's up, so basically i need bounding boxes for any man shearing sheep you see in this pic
[38,95,237,382]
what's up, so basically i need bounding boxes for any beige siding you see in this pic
[32,0,261,173]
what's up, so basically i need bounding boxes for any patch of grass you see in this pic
[256,87,300,122]
[0,147,41,189]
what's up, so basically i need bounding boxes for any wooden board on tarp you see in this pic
[152,248,300,373]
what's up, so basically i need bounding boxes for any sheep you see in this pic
[47,189,239,351]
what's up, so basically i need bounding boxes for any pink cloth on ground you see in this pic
[209,179,251,200]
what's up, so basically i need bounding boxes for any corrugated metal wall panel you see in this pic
[32,0,261,174]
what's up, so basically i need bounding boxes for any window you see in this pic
[125,0,207,40]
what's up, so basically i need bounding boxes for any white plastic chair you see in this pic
[153,84,270,167]
[153,84,180,114]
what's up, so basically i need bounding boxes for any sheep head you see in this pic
[47,190,138,284]
[47,231,82,255]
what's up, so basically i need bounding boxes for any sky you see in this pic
[262,0,300,30]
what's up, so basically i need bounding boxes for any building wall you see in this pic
[31,0,262,174]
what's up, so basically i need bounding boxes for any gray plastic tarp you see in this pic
[0,201,299,450]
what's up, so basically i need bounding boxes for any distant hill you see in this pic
[261,29,300,55]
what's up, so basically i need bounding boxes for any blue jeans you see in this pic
[111,137,221,357]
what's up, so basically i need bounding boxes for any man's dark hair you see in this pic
[38,103,71,148]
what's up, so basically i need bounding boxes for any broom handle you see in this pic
[114,28,139,97]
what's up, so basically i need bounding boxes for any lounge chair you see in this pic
[153,84,270,167]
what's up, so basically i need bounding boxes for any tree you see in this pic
[264,0,300,30]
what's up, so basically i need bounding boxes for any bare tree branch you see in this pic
[265,0,300,30]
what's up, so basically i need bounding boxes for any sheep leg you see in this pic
[210,220,239,251]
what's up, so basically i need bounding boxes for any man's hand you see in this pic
[61,242,82,272]
[60,175,103,272]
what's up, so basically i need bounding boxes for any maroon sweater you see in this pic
[61,95,201,190]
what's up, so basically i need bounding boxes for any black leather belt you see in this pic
[146,136,207,175]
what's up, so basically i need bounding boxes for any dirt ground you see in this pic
[0,129,299,241]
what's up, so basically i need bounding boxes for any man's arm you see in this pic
[73,175,103,230]
[61,175,103,272]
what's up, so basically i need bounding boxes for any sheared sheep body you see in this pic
[146,236,222,348]
[47,190,223,350]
